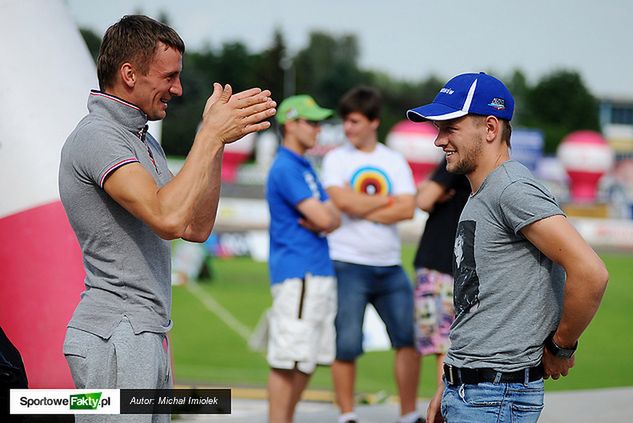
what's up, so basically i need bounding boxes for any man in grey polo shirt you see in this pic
[59,15,275,422]
[407,73,608,423]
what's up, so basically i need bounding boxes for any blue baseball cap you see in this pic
[407,72,514,122]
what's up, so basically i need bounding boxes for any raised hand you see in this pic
[199,83,277,145]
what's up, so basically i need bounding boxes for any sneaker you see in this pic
[340,412,359,423]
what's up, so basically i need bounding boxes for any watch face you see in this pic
[557,349,575,359]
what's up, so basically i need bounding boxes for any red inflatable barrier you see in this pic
[0,201,85,388]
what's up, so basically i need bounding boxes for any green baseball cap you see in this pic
[276,94,333,124]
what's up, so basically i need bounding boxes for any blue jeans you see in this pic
[441,378,544,423]
[333,260,414,361]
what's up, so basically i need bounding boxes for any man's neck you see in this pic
[354,135,378,153]
[468,148,510,193]
[283,139,306,157]
[106,86,139,109]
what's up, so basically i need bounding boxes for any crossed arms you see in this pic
[326,185,415,224]
[297,199,341,234]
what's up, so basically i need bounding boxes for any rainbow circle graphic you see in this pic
[350,166,392,196]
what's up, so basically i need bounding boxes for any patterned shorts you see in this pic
[413,268,455,356]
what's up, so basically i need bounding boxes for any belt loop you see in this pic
[493,371,502,384]
[523,368,530,386]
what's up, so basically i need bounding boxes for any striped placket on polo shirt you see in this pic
[138,125,159,174]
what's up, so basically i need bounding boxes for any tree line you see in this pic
[80,26,600,156]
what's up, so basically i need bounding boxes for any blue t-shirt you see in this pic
[265,146,334,284]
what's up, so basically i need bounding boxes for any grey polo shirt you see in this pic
[59,90,173,338]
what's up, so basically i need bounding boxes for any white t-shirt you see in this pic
[321,142,415,266]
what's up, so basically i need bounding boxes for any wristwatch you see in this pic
[544,332,578,358]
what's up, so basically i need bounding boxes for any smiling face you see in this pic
[131,42,183,121]
[433,115,486,175]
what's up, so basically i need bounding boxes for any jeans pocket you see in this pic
[462,383,503,407]
[443,384,503,423]
[509,381,544,422]
[510,402,544,423]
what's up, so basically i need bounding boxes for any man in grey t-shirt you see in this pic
[407,73,608,423]
[59,15,276,422]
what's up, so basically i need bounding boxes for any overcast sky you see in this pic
[65,0,632,99]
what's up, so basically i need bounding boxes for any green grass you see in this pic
[543,252,633,391]
[171,248,633,398]
[170,257,270,387]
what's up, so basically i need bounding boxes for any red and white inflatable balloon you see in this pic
[557,130,614,203]
[386,120,443,184]
[0,0,97,388]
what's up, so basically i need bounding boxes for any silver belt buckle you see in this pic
[446,365,456,385]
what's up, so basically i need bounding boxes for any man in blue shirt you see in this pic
[265,95,341,423]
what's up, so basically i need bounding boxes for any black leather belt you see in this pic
[443,364,544,385]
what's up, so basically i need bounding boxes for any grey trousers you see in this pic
[63,317,172,423]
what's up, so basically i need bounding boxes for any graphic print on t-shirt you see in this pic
[304,171,321,200]
[453,220,480,316]
[350,166,392,196]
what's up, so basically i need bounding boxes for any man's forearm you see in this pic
[329,188,389,218]
[520,216,609,348]
[156,135,225,240]
[180,139,225,242]
[554,269,608,346]
[365,195,415,224]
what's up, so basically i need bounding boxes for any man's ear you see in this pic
[370,118,381,131]
[485,115,501,143]
[119,63,136,88]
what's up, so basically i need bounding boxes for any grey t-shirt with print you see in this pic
[446,160,566,372]
[59,91,173,339]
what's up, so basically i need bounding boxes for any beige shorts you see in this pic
[267,274,337,374]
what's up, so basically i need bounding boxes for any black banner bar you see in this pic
[120,389,231,414]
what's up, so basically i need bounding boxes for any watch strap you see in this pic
[545,331,577,358]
